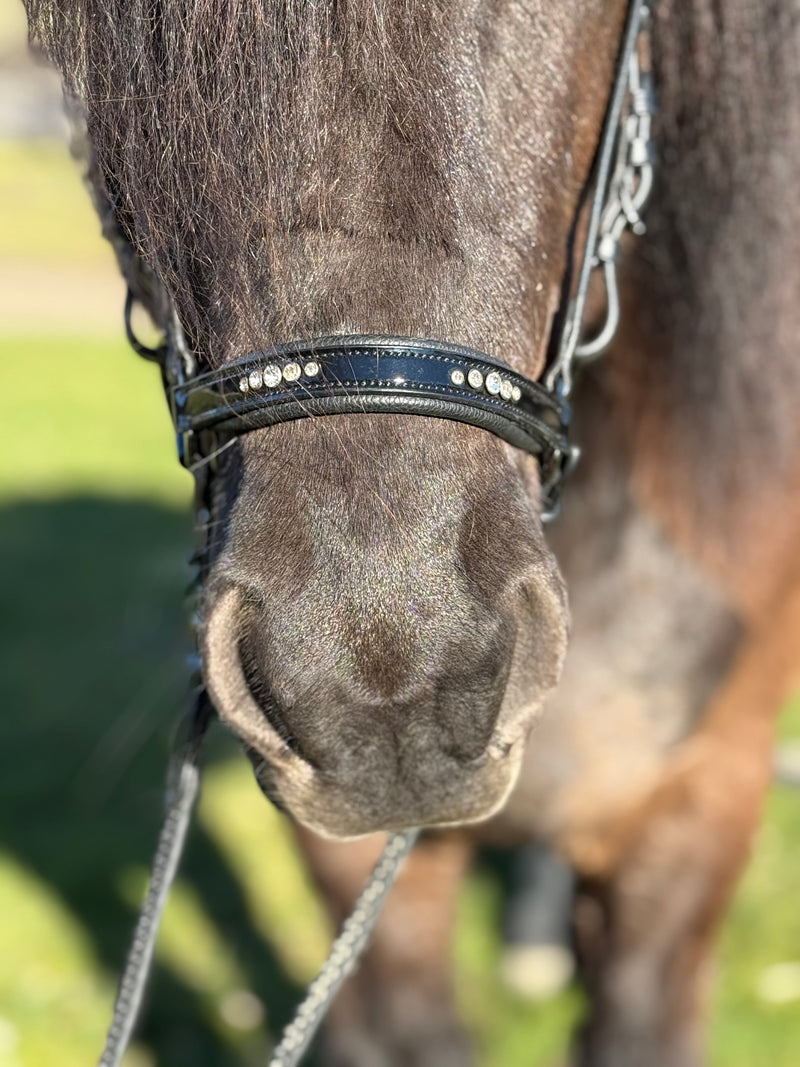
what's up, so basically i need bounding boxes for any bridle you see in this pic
[102,3,656,1065]
[176,335,573,512]
[131,0,655,521]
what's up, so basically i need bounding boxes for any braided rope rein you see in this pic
[96,701,418,1067]
[98,698,209,1067]
[268,828,419,1067]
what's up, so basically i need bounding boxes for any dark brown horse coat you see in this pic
[25,0,800,1063]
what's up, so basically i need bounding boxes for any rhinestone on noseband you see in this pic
[238,353,522,403]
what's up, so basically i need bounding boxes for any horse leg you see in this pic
[293,826,474,1067]
[572,578,800,1067]
[501,841,576,1001]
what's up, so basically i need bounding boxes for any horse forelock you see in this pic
[25,0,625,371]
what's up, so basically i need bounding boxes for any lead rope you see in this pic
[98,694,211,1067]
[97,304,420,1064]
[96,690,418,1067]
[268,828,420,1067]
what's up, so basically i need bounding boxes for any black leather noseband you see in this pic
[173,335,572,514]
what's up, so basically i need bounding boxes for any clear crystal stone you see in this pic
[304,361,320,377]
[485,371,502,395]
[511,385,522,402]
[248,369,263,389]
[450,368,465,386]
[500,379,513,400]
[262,363,282,388]
[467,368,484,390]
[283,361,301,382]
[238,377,250,392]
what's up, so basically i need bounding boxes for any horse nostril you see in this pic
[238,633,302,755]
[201,586,310,766]
[245,747,292,812]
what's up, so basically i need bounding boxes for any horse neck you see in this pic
[598,0,800,609]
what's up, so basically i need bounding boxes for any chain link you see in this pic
[573,5,656,363]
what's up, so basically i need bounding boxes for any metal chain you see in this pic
[546,0,655,397]
[574,7,656,363]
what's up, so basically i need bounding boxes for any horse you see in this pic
[23,0,800,1063]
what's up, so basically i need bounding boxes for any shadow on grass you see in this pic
[0,495,303,1065]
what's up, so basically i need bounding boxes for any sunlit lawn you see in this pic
[1,137,799,1067]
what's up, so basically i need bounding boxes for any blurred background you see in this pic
[1,2,800,1064]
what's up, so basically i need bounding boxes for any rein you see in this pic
[98,2,655,1064]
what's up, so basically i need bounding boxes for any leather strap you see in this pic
[172,336,573,513]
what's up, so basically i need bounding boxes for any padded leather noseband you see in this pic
[173,335,573,515]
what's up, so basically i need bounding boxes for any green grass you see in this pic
[0,334,188,503]
[1,136,799,1067]
[712,703,800,1066]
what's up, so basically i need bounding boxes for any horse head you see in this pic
[29,0,631,836]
